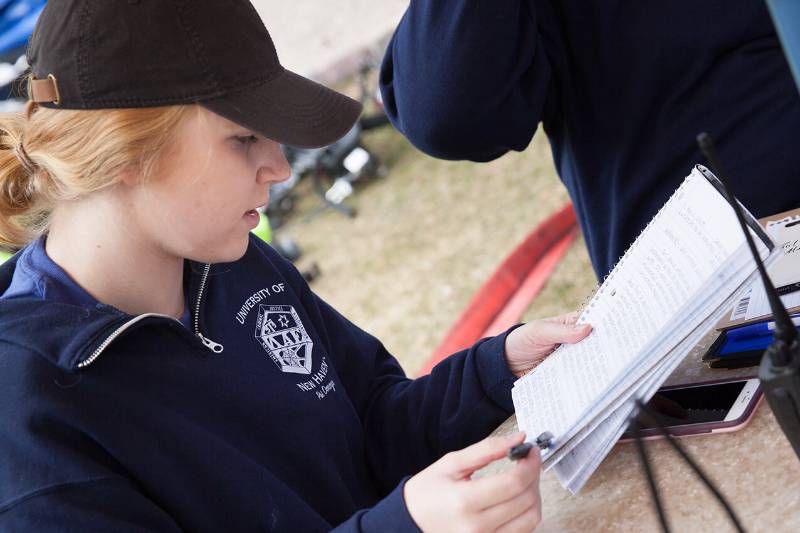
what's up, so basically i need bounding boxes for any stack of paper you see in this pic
[512,165,779,493]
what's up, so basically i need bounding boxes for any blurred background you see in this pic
[250,0,408,80]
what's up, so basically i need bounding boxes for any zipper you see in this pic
[193,263,224,354]
[77,263,225,368]
[77,313,182,368]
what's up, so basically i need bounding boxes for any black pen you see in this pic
[507,431,554,461]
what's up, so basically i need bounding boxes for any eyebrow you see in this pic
[216,118,251,134]
[229,126,255,135]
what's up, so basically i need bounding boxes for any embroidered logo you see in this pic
[255,305,314,374]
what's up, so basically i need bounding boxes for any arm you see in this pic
[312,294,518,492]
[0,478,182,532]
[306,292,591,491]
[380,0,554,161]
[331,478,419,532]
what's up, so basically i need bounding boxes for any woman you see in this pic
[0,2,591,531]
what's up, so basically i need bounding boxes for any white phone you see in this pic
[620,378,762,441]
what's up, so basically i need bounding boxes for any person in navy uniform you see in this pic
[380,1,800,279]
[0,1,591,531]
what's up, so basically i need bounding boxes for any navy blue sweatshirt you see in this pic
[380,1,800,277]
[0,235,518,531]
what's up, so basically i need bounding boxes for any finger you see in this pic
[464,449,541,508]
[528,319,592,346]
[495,491,542,533]
[543,310,581,325]
[476,484,538,531]
[441,432,526,478]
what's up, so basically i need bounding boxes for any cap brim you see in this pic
[199,69,363,149]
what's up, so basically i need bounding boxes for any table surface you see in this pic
[483,330,800,532]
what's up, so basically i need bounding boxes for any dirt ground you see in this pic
[279,126,598,375]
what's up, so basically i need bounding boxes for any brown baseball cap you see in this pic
[25,0,362,148]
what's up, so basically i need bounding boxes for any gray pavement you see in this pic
[249,0,408,79]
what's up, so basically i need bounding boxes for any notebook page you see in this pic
[552,319,710,491]
[550,304,725,492]
[513,169,748,456]
[544,300,713,470]
[542,246,772,467]
[555,338,693,493]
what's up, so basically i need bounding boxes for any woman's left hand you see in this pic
[504,312,593,377]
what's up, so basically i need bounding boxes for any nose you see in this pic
[256,139,292,185]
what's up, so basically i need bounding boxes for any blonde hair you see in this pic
[0,100,196,249]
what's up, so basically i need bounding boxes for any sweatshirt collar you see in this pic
[0,251,218,371]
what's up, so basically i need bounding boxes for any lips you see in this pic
[243,208,261,229]
[244,202,267,216]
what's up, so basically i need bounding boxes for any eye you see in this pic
[235,134,258,145]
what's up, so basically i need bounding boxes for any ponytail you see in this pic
[0,103,44,248]
[0,97,195,250]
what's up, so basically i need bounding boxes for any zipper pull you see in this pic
[197,332,224,353]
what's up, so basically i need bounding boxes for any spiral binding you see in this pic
[575,171,698,322]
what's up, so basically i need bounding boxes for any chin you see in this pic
[186,235,251,265]
[218,236,251,264]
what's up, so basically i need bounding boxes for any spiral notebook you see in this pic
[512,165,779,493]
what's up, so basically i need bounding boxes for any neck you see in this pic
[46,192,186,319]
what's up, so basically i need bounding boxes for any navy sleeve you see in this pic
[332,478,421,533]
[380,0,553,161]
[310,294,517,492]
[0,478,182,532]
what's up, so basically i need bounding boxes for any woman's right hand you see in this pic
[404,432,542,532]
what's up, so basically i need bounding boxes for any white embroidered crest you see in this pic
[254,304,314,374]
